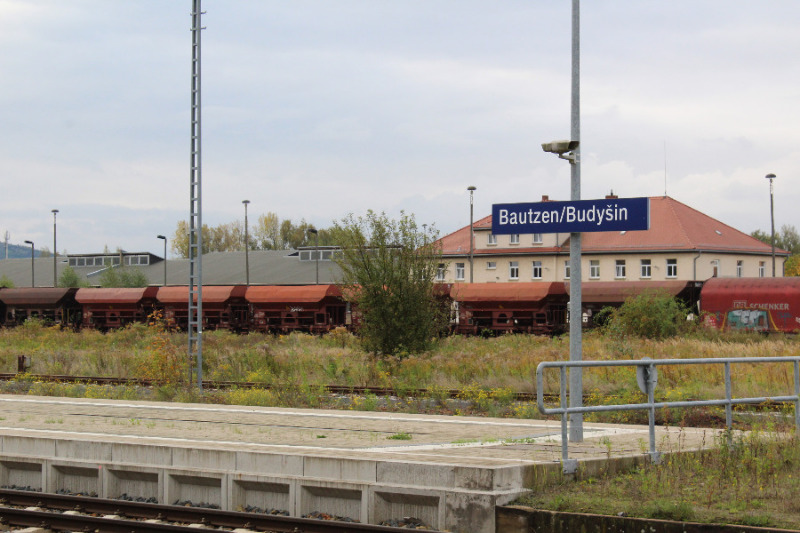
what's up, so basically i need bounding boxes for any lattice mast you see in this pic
[188,0,204,389]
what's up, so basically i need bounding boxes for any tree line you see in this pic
[750,224,800,276]
[170,213,339,258]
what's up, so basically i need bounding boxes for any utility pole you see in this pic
[188,0,204,390]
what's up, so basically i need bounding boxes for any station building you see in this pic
[436,195,788,284]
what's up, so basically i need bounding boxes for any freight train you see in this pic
[0,278,798,335]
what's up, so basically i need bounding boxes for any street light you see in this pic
[242,200,251,286]
[540,0,583,447]
[24,240,34,287]
[467,186,476,283]
[157,235,167,286]
[307,228,319,285]
[766,173,776,277]
[51,209,59,287]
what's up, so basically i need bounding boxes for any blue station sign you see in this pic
[491,197,650,235]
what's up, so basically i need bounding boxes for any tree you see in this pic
[751,224,800,255]
[58,266,88,288]
[99,267,148,288]
[332,210,447,357]
[786,255,800,277]
[0,274,14,288]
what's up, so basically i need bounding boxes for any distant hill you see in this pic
[1,243,41,259]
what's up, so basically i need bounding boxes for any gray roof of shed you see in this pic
[0,250,342,287]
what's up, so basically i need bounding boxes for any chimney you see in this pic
[605,190,618,199]
[541,195,550,202]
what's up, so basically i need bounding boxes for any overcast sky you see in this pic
[1,1,798,257]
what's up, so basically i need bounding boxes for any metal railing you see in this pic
[537,356,800,473]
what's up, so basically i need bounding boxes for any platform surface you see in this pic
[0,394,717,465]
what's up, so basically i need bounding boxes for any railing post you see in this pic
[647,362,660,464]
[794,360,800,433]
[560,366,577,473]
[724,362,732,431]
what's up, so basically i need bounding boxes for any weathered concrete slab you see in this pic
[0,395,722,533]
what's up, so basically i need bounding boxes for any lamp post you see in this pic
[541,0,583,445]
[307,228,319,285]
[51,209,59,287]
[242,200,251,285]
[157,235,167,286]
[467,186,476,283]
[24,240,34,287]
[766,173,776,276]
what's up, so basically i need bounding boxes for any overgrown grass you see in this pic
[1,320,798,420]
[516,422,800,529]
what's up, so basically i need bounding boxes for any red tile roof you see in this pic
[438,196,788,257]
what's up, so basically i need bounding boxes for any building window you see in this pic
[455,263,465,281]
[666,258,677,278]
[759,261,766,278]
[615,260,626,278]
[510,234,520,245]
[532,261,542,279]
[487,234,497,246]
[509,261,519,280]
[564,260,570,279]
[736,260,743,277]
[486,261,496,270]
[436,264,446,281]
[640,259,651,279]
[711,260,720,278]
[589,260,600,279]
[533,233,543,244]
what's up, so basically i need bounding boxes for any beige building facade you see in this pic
[438,196,787,285]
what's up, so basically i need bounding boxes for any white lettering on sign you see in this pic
[498,203,629,227]
[732,300,789,311]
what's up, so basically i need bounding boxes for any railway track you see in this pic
[0,489,438,532]
[0,373,791,412]
[0,373,538,401]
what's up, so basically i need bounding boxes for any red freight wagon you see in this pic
[0,287,80,328]
[450,282,567,335]
[245,284,347,334]
[156,286,249,331]
[572,280,696,327]
[75,287,159,330]
[701,277,800,333]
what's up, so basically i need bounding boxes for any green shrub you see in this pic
[604,291,691,340]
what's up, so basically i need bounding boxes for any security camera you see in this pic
[541,140,579,155]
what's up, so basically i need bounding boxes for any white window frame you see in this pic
[436,264,446,281]
[711,260,720,278]
[759,261,766,278]
[455,262,465,281]
[509,261,519,280]
[589,260,600,279]
[487,234,497,246]
[486,261,496,270]
[533,233,543,244]
[615,259,626,279]
[564,260,570,280]
[532,261,542,279]
[736,260,743,277]
[666,259,677,279]
[510,234,520,245]
[640,259,652,279]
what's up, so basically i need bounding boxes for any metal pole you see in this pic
[52,209,58,287]
[307,228,319,285]
[243,200,250,285]
[188,0,204,390]
[766,173,776,276]
[468,186,476,283]
[568,0,583,442]
[157,235,167,286]
[24,240,34,287]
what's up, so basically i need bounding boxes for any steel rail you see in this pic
[0,489,438,533]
